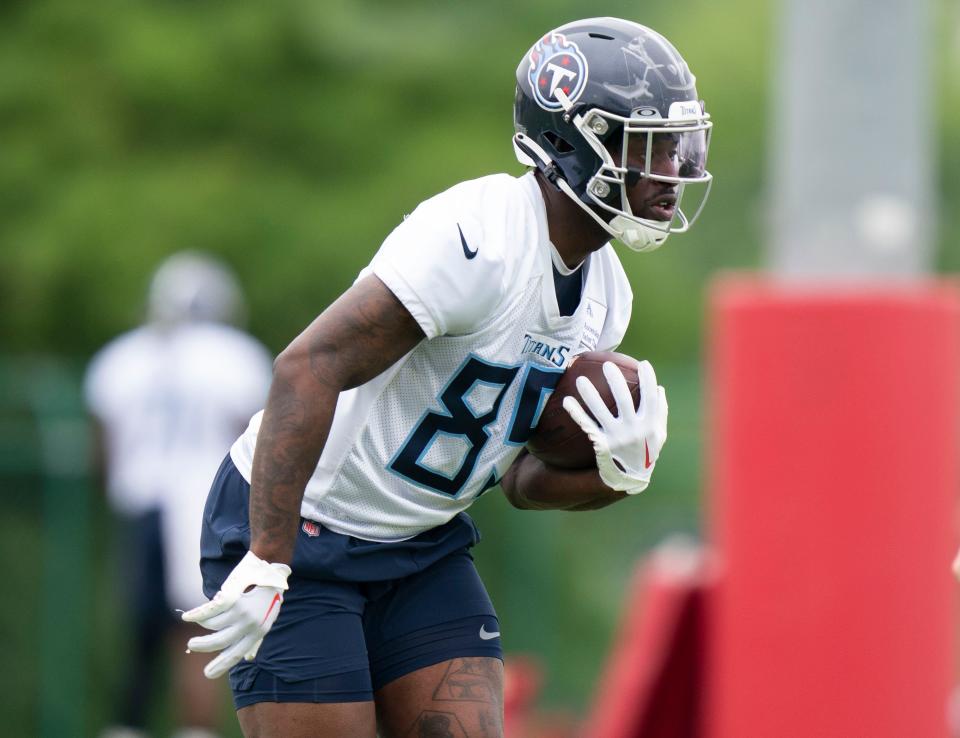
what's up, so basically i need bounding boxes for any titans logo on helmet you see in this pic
[527,32,589,111]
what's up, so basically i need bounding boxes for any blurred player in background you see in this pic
[182,17,712,738]
[85,252,273,738]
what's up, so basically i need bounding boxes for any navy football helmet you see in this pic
[513,17,713,251]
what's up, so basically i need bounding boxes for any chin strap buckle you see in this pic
[542,162,562,187]
[514,133,563,186]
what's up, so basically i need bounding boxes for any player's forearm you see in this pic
[248,355,339,564]
[502,450,627,511]
[247,275,427,564]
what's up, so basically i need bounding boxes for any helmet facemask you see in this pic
[570,96,713,252]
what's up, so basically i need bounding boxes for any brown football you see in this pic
[526,350,641,469]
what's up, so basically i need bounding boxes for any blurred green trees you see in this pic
[0,0,773,362]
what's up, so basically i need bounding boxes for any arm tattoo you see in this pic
[307,276,419,390]
[248,371,315,560]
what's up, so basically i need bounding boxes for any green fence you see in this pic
[1,358,91,738]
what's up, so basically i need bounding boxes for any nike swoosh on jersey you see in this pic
[479,624,500,640]
[458,224,478,259]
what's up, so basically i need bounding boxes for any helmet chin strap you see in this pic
[513,132,672,253]
[554,176,670,252]
[607,215,670,253]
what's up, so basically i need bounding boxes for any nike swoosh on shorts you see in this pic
[479,624,500,640]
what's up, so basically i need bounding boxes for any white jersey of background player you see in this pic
[87,252,273,610]
[232,172,633,541]
[86,251,272,738]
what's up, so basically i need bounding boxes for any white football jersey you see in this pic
[85,322,273,608]
[232,172,633,541]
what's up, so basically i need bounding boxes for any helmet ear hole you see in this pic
[543,131,575,155]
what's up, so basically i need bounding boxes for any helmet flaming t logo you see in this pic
[527,33,589,111]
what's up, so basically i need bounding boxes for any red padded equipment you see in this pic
[705,278,960,738]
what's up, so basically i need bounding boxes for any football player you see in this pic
[183,17,712,738]
[87,252,273,738]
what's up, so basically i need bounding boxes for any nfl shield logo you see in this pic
[302,520,321,537]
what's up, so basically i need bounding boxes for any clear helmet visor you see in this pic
[625,128,709,182]
[579,105,714,251]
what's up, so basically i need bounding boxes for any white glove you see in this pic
[562,359,668,495]
[182,550,291,679]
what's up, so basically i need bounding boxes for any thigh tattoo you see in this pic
[431,658,501,703]
[401,658,504,738]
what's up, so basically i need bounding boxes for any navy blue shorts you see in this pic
[200,457,503,707]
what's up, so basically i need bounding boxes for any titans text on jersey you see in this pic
[520,333,571,368]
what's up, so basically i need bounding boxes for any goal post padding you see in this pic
[705,278,960,738]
